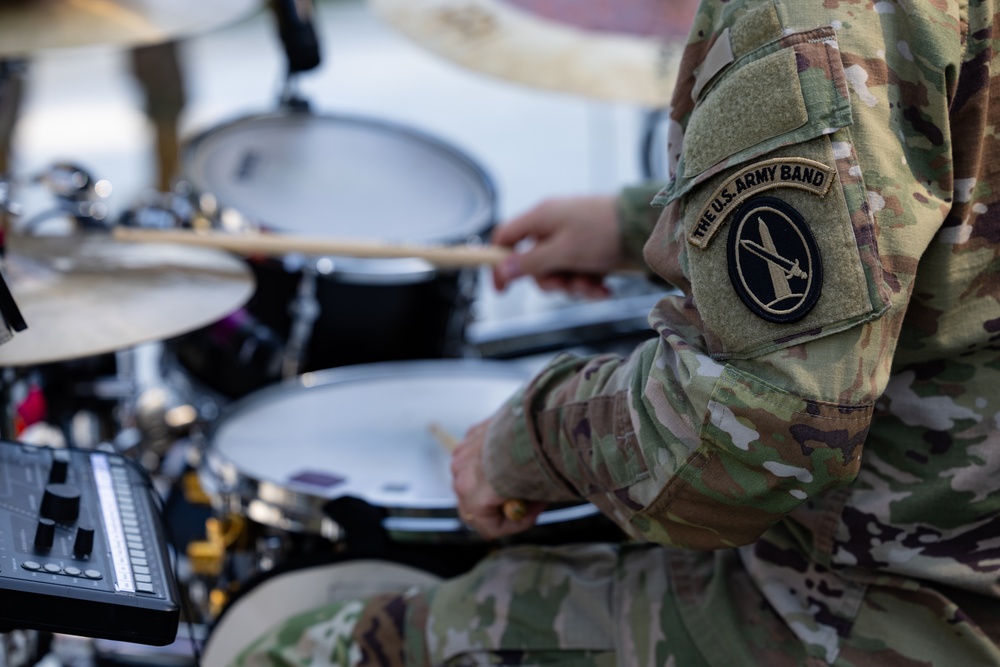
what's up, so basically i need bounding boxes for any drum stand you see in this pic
[281,259,321,378]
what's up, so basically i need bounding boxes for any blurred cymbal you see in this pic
[0,233,254,366]
[0,0,262,57]
[368,0,697,106]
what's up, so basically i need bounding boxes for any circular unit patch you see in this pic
[727,196,822,323]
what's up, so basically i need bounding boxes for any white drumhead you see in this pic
[183,113,495,241]
[208,361,527,510]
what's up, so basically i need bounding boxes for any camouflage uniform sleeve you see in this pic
[483,0,964,550]
[617,182,667,269]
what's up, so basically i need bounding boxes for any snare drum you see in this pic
[200,360,617,578]
[174,111,497,397]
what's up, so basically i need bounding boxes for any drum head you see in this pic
[183,112,495,242]
[204,360,554,538]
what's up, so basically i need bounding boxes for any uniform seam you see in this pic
[721,366,875,419]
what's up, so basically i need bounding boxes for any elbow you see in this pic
[630,367,871,550]
[629,447,864,550]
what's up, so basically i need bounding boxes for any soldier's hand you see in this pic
[491,196,623,297]
[451,419,546,540]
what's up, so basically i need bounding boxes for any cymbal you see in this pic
[0,233,254,366]
[0,0,262,57]
[367,0,697,106]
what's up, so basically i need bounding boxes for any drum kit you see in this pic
[0,0,692,662]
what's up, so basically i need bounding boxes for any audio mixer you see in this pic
[0,440,179,646]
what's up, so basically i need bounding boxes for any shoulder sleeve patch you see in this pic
[726,196,822,323]
[688,157,835,249]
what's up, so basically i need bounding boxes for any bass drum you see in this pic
[173,111,497,398]
[198,359,623,583]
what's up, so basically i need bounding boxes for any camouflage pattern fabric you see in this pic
[231,0,1000,664]
[233,544,710,667]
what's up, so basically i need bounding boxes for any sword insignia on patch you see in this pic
[688,157,835,249]
[727,196,822,323]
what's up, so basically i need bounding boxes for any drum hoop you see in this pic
[180,108,499,244]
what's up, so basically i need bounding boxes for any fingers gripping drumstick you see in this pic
[428,422,528,522]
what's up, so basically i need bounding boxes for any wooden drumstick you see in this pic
[112,227,512,269]
[428,422,528,522]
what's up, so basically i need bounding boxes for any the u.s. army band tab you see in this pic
[231,0,1000,665]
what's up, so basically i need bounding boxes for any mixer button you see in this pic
[43,563,61,574]
[133,565,150,575]
[135,574,152,583]
[83,569,102,579]
[136,582,155,594]
[21,561,41,571]
[64,566,82,576]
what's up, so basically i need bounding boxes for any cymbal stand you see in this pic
[0,367,17,441]
[0,121,23,442]
[0,58,23,245]
[0,104,26,441]
[0,173,26,336]
[281,259,320,379]
[271,0,321,111]
[0,59,26,177]
[279,73,311,112]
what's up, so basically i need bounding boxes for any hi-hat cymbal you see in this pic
[0,233,254,366]
[0,0,262,57]
[367,0,698,106]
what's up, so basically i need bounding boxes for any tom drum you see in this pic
[174,111,497,397]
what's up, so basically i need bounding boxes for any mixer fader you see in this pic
[0,440,179,646]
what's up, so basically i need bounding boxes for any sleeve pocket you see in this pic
[653,27,890,359]
[658,27,855,202]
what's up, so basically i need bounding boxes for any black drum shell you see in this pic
[173,257,474,397]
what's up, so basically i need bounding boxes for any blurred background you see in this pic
[8,0,658,326]
[0,1,693,662]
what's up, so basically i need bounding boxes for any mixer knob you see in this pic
[73,524,95,558]
[33,518,55,550]
[40,483,81,523]
[49,449,70,484]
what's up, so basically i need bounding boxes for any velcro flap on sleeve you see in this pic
[684,47,806,176]
[657,28,852,206]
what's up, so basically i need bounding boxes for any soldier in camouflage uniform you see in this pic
[231,0,1000,664]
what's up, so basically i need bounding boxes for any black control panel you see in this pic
[0,440,179,646]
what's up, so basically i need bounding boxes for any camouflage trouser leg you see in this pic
[231,543,712,667]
